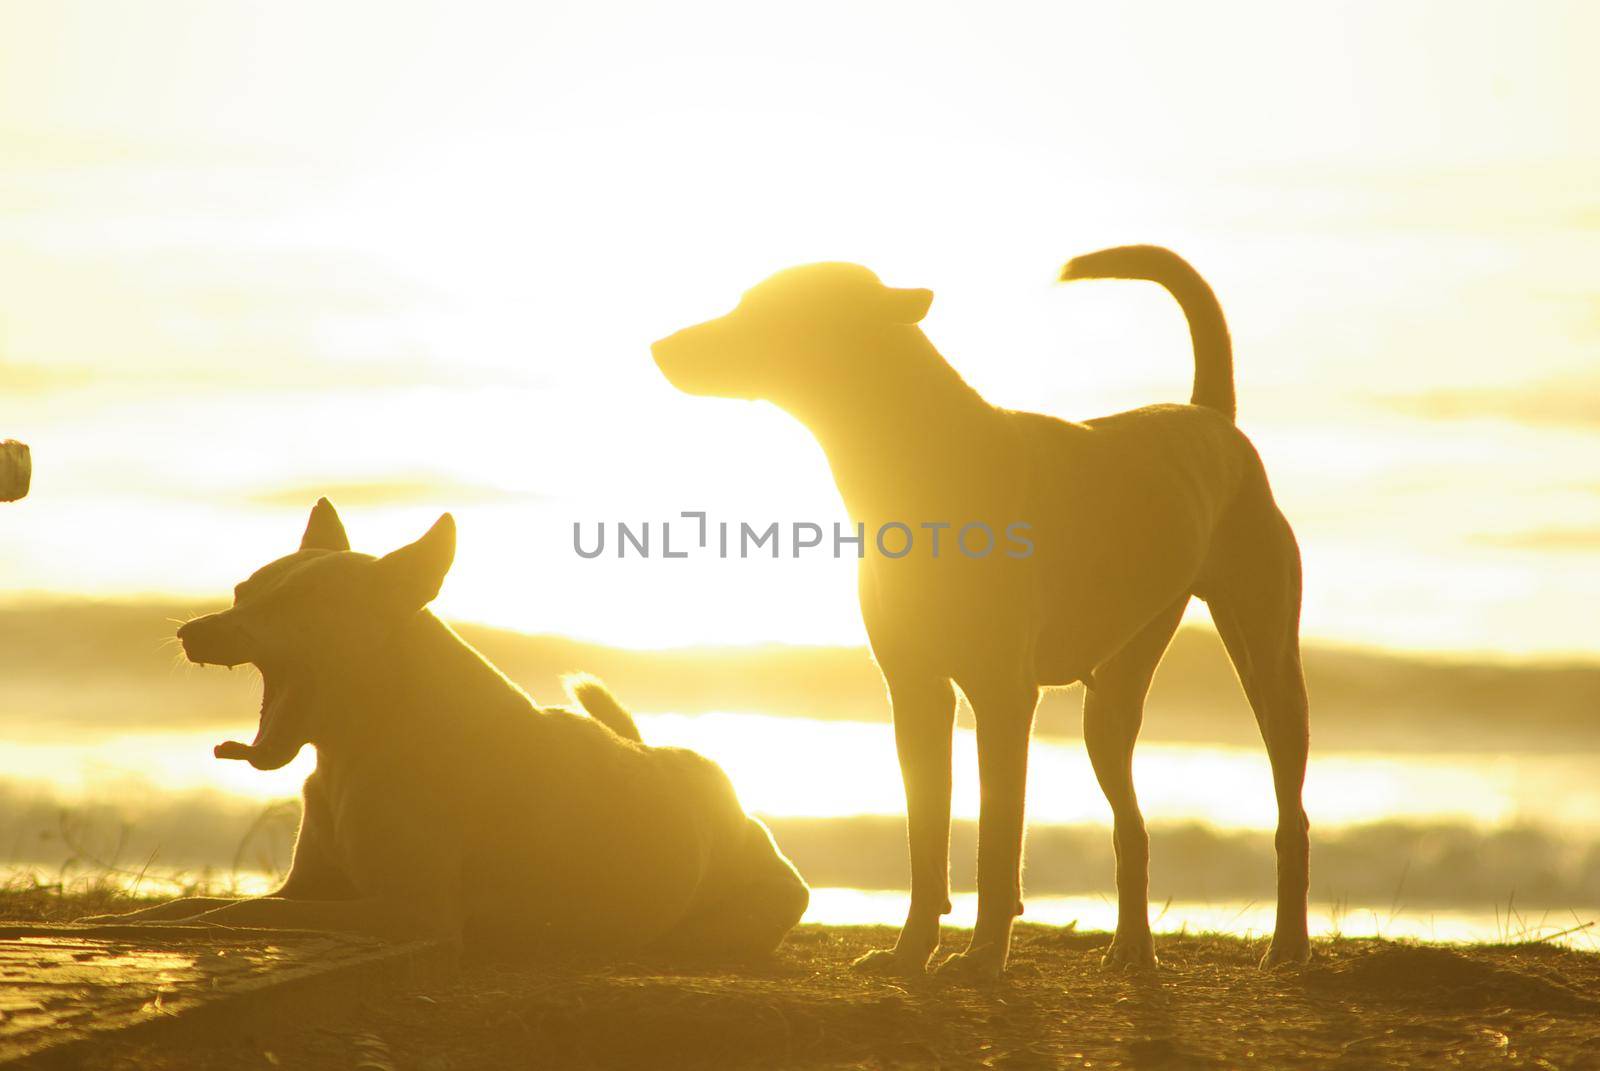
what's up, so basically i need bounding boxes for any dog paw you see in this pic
[1100,935,1159,971]
[1259,939,1311,970]
[851,947,930,976]
[933,946,1006,983]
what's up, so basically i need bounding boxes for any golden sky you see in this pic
[3,1,1598,655]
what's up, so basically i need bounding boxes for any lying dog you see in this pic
[653,247,1310,976]
[83,500,809,957]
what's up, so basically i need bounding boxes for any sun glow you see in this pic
[4,1,1600,657]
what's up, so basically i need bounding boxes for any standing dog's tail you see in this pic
[565,674,644,743]
[1059,245,1235,423]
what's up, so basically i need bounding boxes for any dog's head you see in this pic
[178,498,455,770]
[651,263,933,407]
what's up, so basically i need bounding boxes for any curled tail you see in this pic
[1060,245,1236,422]
[565,674,643,743]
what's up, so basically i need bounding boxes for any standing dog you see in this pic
[84,500,809,957]
[653,247,1310,977]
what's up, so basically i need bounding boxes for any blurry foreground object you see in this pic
[0,922,445,1064]
[0,440,28,501]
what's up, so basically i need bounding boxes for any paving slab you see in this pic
[0,924,448,1067]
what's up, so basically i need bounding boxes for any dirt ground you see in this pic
[40,923,1600,1071]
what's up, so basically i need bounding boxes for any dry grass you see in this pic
[14,922,1594,1071]
[0,868,257,925]
[0,874,167,924]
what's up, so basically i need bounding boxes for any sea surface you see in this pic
[2,711,1596,949]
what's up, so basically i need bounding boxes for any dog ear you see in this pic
[374,513,456,611]
[882,286,933,324]
[301,497,350,552]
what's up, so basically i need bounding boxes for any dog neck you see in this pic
[311,611,532,760]
[786,328,1004,519]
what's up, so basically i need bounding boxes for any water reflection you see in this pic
[637,713,1600,830]
[2,713,1598,834]
[804,889,1600,950]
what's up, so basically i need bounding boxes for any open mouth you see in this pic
[214,668,312,771]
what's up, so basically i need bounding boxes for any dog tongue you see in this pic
[214,676,304,769]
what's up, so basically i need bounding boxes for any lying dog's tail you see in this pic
[1059,245,1236,422]
[565,674,644,743]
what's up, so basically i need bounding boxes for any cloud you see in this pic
[1476,527,1600,552]
[1385,379,1600,431]
[0,356,474,398]
[0,361,97,394]
[245,475,527,510]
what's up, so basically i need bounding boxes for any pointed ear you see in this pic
[374,513,455,611]
[301,497,350,552]
[882,287,932,324]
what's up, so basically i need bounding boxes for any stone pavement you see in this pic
[0,923,447,1066]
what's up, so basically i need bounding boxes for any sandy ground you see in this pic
[39,923,1599,1070]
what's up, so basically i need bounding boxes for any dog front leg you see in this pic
[76,897,248,925]
[852,674,955,975]
[937,675,1037,981]
[191,895,461,944]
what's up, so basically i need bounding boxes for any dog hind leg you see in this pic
[660,818,811,960]
[1085,597,1187,970]
[1201,493,1311,969]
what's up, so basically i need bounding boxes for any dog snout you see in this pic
[651,331,694,391]
[652,321,748,399]
[177,612,252,667]
[650,331,685,373]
